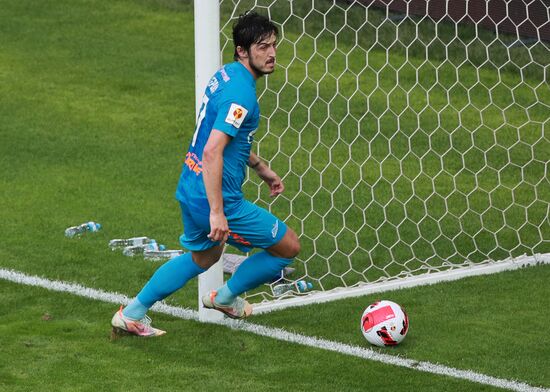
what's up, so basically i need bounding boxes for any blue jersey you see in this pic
[176,62,260,212]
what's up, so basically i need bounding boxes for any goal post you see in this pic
[194,0,224,322]
[197,0,550,315]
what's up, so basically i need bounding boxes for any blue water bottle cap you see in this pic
[159,244,166,251]
[306,282,313,290]
[96,223,102,230]
[297,280,308,291]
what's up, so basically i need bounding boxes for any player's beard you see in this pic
[250,57,275,77]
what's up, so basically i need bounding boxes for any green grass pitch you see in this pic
[0,0,549,390]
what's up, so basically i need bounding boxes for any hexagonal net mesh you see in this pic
[218,0,550,305]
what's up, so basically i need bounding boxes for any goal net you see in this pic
[214,0,550,312]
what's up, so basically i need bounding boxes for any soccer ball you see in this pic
[360,300,409,347]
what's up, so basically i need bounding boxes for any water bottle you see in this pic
[65,221,102,238]
[143,249,183,261]
[272,280,313,297]
[109,236,152,250]
[122,241,166,257]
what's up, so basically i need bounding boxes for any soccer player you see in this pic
[111,11,300,337]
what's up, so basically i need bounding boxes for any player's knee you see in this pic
[287,238,300,259]
[268,228,300,259]
[286,247,300,260]
[191,255,217,270]
[281,229,301,259]
[191,246,224,269]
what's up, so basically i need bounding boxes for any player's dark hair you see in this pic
[233,11,278,61]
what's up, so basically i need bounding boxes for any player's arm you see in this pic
[248,152,284,197]
[203,129,232,244]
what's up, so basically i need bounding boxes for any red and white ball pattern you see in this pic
[361,300,409,347]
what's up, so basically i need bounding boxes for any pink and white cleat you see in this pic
[111,306,166,338]
[202,290,253,319]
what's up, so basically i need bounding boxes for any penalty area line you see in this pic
[1,268,548,392]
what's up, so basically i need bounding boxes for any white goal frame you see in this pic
[195,0,224,322]
[196,0,550,319]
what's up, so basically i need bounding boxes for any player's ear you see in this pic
[236,46,249,60]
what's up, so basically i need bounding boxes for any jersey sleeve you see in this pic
[213,89,254,137]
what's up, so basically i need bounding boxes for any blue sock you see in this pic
[123,252,205,319]
[214,284,236,305]
[225,251,292,297]
[122,298,149,320]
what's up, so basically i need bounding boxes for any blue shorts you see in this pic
[178,199,287,253]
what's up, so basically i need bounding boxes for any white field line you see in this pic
[1,268,548,392]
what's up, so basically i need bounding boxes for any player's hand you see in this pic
[258,167,284,197]
[267,175,284,197]
[208,211,229,245]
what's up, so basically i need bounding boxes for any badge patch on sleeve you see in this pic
[225,103,248,128]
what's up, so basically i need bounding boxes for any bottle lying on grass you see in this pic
[122,241,166,257]
[109,236,153,250]
[143,249,184,261]
[65,222,102,238]
[272,280,313,297]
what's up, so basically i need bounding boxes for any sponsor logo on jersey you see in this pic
[185,152,203,175]
[225,103,248,128]
[234,107,244,119]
